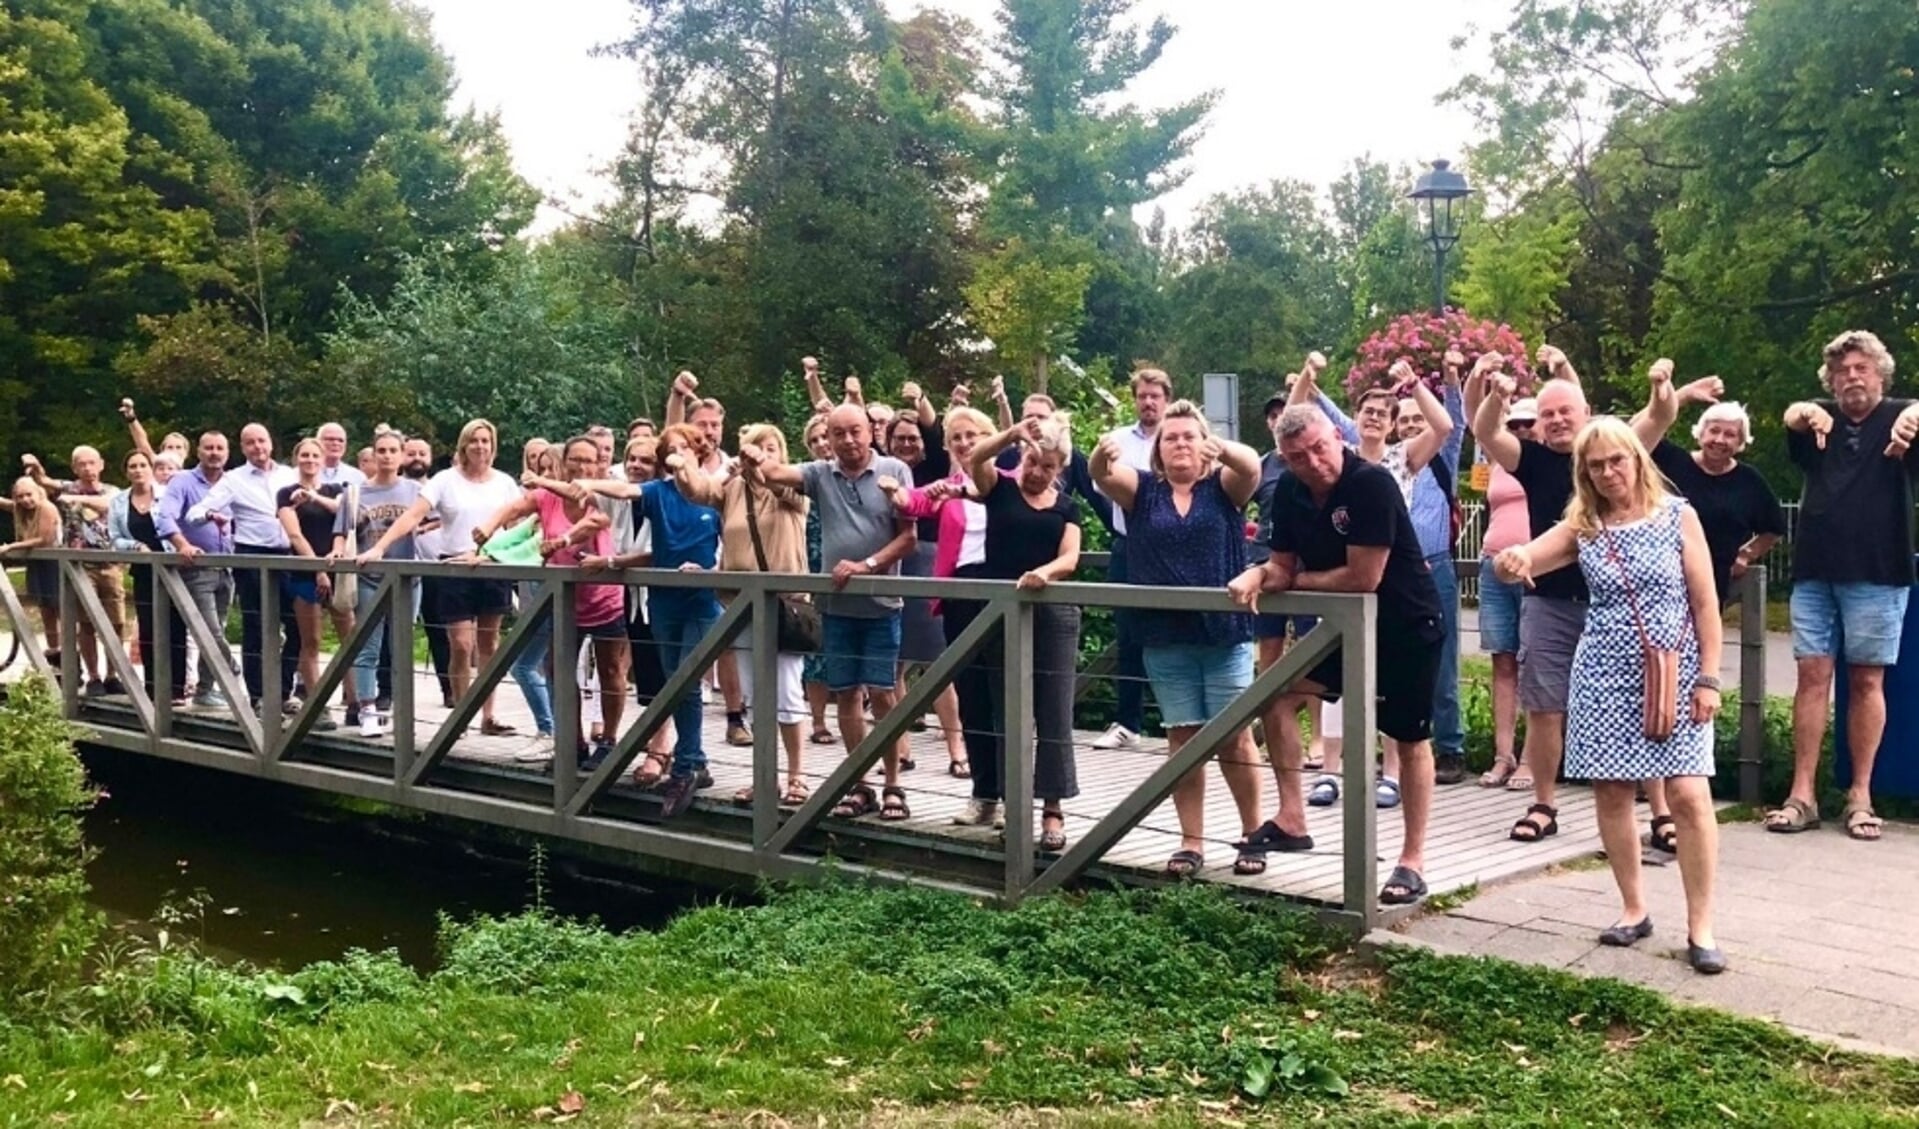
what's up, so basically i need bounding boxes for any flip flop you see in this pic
[1375,776,1401,809]
[948,758,971,779]
[811,728,838,745]
[1379,865,1427,906]
[1307,775,1339,807]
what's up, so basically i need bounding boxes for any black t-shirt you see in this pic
[1652,440,1787,603]
[905,419,951,544]
[1787,398,1919,586]
[276,482,343,557]
[1267,449,1444,640]
[980,479,1079,580]
[1512,439,1587,601]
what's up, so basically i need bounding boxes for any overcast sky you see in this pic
[414,0,1516,234]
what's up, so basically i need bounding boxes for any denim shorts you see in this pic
[821,612,901,693]
[1141,642,1254,729]
[1791,580,1910,667]
[284,575,321,606]
[1477,557,1525,655]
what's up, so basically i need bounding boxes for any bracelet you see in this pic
[1695,675,1721,691]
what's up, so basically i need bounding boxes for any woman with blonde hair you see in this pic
[1495,416,1726,974]
[277,436,353,728]
[1092,399,1272,878]
[359,417,524,735]
[2,477,64,664]
[672,421,811,806]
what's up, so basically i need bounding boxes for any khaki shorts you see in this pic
[81,562,128,641]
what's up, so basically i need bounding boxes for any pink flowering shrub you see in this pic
[1344,310,1534,399]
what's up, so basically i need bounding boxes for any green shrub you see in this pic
[434,909,634,994]
[0,677,101,1012]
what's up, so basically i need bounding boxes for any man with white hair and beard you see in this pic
[1474,358,1682,845]
[1770,330,1919,842]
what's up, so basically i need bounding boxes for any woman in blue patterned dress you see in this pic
[1494,417,1727,974]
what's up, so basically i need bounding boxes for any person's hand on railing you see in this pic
[829,557,869,589]
[1492,546,1535,587]
[175,543,202,566]
[581,554,612,573]
[538,537,567,558]
[677,561,705,572]
[1016,570,1050,590]
[1226,564,1268,612]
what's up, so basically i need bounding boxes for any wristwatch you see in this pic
[863,556,879,570]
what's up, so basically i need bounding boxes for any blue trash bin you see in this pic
[1832,556,1919,797]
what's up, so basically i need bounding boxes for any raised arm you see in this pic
[1629,359,1681,450]
[739,445,805,490]
[1089,433,1138,514]
[968,422,1030,497]
[1393,361,1454,474]
[121,399,155,461]
[664,370,698,429]
[1214,437,1264,508]
[1473,372,1523,472]
[800,356,833,415]
[902,380,935,427]
[663,453,724,508]
[989,375,1013,431]
[1287,350,1329,408]
[1536,344,1579,387]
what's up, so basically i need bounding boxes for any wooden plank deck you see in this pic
[8,644,1604,915]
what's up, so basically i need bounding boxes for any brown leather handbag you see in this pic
[1603,522,1679,741]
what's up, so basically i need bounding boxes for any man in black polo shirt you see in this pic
[1229,404,1444,906]
[1472,360,1678,844]
[1772,330,1919,842]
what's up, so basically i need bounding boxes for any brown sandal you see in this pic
[878,786,911,821]
[781,778,810,807]
[831,784,878,819]
[631,750,671,789]
[811,728,838,745]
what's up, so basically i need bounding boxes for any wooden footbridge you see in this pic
[0,550,1778,931]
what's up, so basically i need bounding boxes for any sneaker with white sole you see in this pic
[357,709,383,738]
[952,799,999,826]
[1091,724,1139,751]
[512,735,556,764]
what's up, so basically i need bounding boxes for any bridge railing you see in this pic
[6,547,1400,930]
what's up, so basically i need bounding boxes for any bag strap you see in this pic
[743,482,772,573]
[1600,520,1653,654]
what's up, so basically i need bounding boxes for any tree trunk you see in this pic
[1033,353,1049,396]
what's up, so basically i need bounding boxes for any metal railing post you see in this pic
[154,558,175,742]
[58,562,79,718]
[1001,596,1035,902]
[1337,597,1378,929]
[749,587,780,852]
[261,561,284,757]
[1738,565,1768,807]
[552,575,580,810]
[389,578,417,782]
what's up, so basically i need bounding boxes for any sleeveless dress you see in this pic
[1564,498,1715,780]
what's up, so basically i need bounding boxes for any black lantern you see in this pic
[1408,158,1472,314]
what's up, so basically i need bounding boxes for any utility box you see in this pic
[1202,372,1239,442]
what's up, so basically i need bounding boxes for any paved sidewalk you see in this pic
[1395,819,1919,1056]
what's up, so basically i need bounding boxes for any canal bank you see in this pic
[79,746,740,969]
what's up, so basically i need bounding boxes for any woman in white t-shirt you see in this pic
[358,418,523,736]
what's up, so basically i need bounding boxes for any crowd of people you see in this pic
[5,331,1915,957]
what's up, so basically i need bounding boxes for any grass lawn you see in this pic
[2,884,1915,1127]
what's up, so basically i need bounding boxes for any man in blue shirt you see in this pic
[156,431,236,708]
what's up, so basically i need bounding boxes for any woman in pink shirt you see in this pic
[1477,398,1537,788]
[478,436,624,763]
[878,405,1000,778]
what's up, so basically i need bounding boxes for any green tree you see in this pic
[0,677,100,1013]
[965,236,1095,393]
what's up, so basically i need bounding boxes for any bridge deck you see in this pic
[12,652,1602,912]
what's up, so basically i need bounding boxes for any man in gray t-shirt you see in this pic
[745,403,918,818]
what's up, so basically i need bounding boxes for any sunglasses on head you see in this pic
[1507,419,1536,432]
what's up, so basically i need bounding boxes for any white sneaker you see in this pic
[358,709,383,738]
[512,735,555,764]
[1091,724,1139,751]
[952,799,999,827]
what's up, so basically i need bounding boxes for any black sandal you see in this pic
[948,757,971,779]
[1233,847,1268,876]
[1510,803,1560,843]
[1165,849,1205,878]
[831,784,878,819]
[1241,819,1315,854]
[878,785,911,821]
[1380,865,1427,905]
[1649,815,1678,854]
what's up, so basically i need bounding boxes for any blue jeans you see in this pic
[1428,553,1462,757]
[1791,580,1910,666]
[350,577,419,706]
[1109,536,1147,732]
[508,594,554,737]
[651,599,718,776]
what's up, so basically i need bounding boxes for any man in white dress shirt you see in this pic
[187,423,298,708]
[317,422,367,488]
[1091,366,1171,751]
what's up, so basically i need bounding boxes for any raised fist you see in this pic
[1389,358,1418,390]
[949,383,971,406]
[1648,358,1675,387]
[1491,374,1517,401]
[672,370,699,398]
[20,453,41,472]
[1536,345,1567,373]
[901,381,923,403]
[1303,350,1328,375]
[801,355,819,375]
[119,397,137,420]
[664,453,686,471]
[989,374,1006,402]
[844,376,861,396]
[1473,351,1505,376]
[1443,349,1467,370]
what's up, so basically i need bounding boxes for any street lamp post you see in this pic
[1409,158,1472,315]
